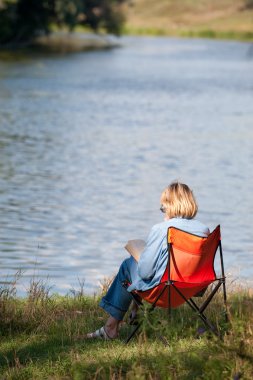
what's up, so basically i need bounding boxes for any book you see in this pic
[124,239,146,262]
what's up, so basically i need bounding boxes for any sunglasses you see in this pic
[160,205,166,213]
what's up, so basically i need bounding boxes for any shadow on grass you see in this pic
[0,337,213,379]
[0,335,73,368]
[1,326,253,379]
[68,344,234,380]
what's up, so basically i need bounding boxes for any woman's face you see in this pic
[160,203,170,221]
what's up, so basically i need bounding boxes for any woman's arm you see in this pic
[137,225,164,280]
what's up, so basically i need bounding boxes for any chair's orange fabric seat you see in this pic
[136,226,220,308]
[137,282,211,308]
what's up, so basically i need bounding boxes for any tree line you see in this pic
[0,0,127,45]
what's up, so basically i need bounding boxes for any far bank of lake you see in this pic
[125,0,253,42]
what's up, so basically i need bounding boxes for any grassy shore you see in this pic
[124,0,253,41]
[0,278,253,380]
[0,31,119,55]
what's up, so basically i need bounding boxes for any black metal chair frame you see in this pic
[125,227,228,344]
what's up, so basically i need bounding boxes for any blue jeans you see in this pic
[99,256,138,321]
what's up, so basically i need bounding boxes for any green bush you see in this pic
[0,0,127,45]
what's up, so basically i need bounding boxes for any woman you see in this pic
[87,181,210,340]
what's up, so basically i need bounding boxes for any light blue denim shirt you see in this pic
[127,217,210,292]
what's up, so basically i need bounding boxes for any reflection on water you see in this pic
[0,36,253,294]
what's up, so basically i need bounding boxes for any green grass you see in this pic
[0,279,253,379]
[123,26,253,42]
[179,29,253,41]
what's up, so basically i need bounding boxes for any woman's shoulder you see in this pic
[153,218,210,237]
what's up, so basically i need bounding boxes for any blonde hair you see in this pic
[160,182,198,219]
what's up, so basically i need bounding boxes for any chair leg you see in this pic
[199,281,222,314]
[188,298,220,338]
[172,285,222,339]
[125,284,167,343]
[126,301,162,344]
[187,300,221,338]
[222,281,229,323]
[219,242,229,323]
[198,312,221,338]
[125,321,142,344]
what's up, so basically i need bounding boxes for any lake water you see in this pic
[0,36,253,295]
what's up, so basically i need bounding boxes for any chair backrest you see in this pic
[164,225,220,284]
[138,225,221,308]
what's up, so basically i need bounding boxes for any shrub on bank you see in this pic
[0,0,126,46]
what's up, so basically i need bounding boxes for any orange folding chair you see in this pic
[125,225,228,343]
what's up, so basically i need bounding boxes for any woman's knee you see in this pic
[119,257,132,272]
[119,256,137,281]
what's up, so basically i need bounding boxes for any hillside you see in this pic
[124,0,253,40]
